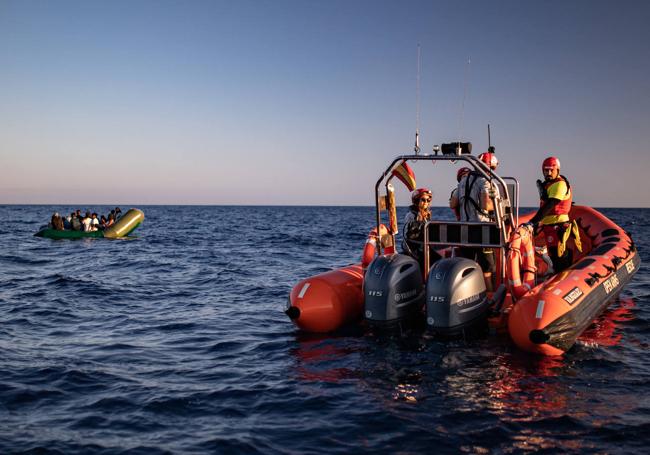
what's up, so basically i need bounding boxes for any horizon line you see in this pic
[1,203,648,210]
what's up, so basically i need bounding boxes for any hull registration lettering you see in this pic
[562,287,583,305]
[603,275,620,295]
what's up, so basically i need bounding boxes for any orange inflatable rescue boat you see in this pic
[286,143,640,355]
[507,205,639,355]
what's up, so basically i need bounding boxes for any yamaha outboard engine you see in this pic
[426,257,489,336]
[364,254,425,330]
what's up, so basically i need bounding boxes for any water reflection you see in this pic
[577,298,635,348]
[288,297,639,451]
[289,331,362,383]
[392,374,422,403]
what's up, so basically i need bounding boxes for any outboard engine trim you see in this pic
[426,257,489,336]
[364,254,425,330]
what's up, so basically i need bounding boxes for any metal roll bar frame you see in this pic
[374,152,520,281]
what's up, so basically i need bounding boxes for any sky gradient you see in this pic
[1,0,649,206]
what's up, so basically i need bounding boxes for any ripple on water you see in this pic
[0,205,649,453]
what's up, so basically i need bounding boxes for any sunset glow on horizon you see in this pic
[2,0,649,207]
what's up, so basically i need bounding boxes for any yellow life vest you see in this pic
[541,177,572,225]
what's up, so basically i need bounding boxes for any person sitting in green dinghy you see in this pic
[36,208,144,240]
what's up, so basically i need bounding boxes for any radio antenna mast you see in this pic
[414,44,421,155]
[488,124,495,153]
[457,57,471,149]
[488,124,491,149]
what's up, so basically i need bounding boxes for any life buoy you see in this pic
[507,225,537,300]
[361,224,394,269]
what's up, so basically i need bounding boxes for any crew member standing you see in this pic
[449,167,471,220]
[450,152,500,290]
[527,156,574,272]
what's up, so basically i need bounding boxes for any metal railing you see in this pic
[373,152,519,282]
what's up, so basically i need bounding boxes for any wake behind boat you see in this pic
[35,208,145,239]
[286,143,640,356]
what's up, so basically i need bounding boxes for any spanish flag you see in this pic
[392,161,416,191]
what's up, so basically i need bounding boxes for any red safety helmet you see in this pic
[456,167,471,182]
[542,156,561,171]
[411,187,432,203]
[478,152,498,170]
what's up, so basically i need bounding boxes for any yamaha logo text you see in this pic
[395,289,418,302]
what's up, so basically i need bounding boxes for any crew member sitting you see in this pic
[402,188,442,270]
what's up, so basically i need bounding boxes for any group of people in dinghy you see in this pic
[47,207,123,232]
[403,154,574,290]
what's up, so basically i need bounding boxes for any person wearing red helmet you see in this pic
[478,152,499,170]
[527,156,574,271]
[449,167,471,220]
[449,158,498,222]
[456,166,472,182]
[411,187,432,204]
[402,188,441,269]
[449,154,501,290]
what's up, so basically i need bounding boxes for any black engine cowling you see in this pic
[426,257,489,335]
[363,254,425,328]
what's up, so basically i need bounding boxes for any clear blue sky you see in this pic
[1,0,649,206]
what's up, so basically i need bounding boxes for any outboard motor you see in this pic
[364,254,425,330]
[426,257,489,336]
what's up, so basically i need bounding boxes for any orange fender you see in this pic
[508,292,567,356]
[286,264,364,332]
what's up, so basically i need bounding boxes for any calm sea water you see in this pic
[1,205,649,454]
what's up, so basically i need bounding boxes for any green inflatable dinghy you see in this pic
[35,208,145,239]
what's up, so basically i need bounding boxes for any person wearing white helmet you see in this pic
[402,188,441,268]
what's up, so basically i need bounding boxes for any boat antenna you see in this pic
[414,43,421,155]
[488,124,491,148]
[457,57,471,150]
[488,123,495,153]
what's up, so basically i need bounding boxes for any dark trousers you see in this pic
[549,245,572,272]
[542,223,572,272]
